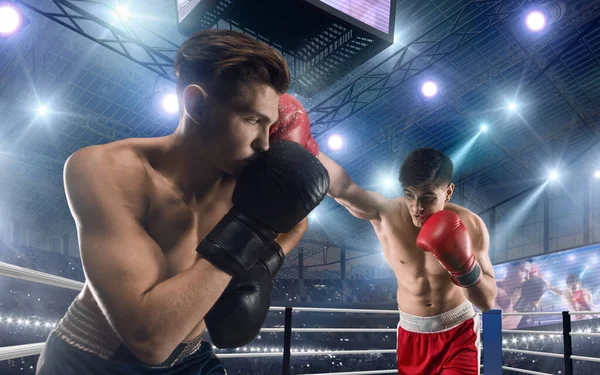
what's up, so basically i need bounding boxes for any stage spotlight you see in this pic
[383,177,394,188]
[526,10,547,32]
[595,170,600,179]
[36,105,49,116]
[480,124,488,132]
[328,134,344,151]
[161,93,179,115]
[113,4,129,20]
[548,170,559,181]
[508,102,518,111]
[0,2,26,37]
[309,212,318,220]
[524,2,566,33]
[421,80,439,98]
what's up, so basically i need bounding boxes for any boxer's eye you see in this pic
[245,118,260,125]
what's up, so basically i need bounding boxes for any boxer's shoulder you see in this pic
[64,139,151,220]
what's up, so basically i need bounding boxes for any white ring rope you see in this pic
[501,312,563,316]
[502,330,563,335]
[218,349,396,358]
[260,328,396,333]
[501,366,553,375]
[502,348,564,358]
[0,342,45,361]
[570,331,600,337]
[290,307,398,314]
[0,261,84,291]
[306,370,397,375]
[570,354,600,363]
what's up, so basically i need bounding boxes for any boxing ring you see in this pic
[2,261,600,375]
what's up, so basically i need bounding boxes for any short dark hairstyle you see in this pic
[399,148,453,188]
[566,274,581,285]
[174,29,291,102]
[521,276,548,303]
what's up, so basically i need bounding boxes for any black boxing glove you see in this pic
[196,140,329,276]
[205,242,284,348]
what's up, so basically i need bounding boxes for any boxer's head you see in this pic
[174,29,291,175]
[507,260,531,284]
[400,148,454,227]
[566,274,581,294]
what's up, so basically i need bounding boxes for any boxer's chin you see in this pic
[412,217,424,228]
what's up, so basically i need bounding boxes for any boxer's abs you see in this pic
[375,213,467,317]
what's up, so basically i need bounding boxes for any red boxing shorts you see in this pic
[396,300,480,375]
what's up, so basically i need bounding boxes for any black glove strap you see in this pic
[260,242,285,277]
[197,208,277,276]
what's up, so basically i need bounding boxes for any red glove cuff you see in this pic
[450,260,482,288]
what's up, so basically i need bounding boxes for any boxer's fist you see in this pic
[205,243,284,348]
[196,140,329,276]
[416,211,482,288]
[573,290,591,311]
[269,93,319,156]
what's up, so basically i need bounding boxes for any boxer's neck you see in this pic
[158,130,229,199]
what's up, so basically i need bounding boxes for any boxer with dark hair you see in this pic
[248,93,498,373]
[549,273,595,320]
[317,144,498,374]
[36,29,329,375]
[513,276,548,328]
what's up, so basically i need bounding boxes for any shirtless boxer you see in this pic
[548,274,595,320]
[494,261,531,329]
[318,147,498,375]
[266,93,498,374]
[36,29,329,374]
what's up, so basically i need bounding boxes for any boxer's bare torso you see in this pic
[372,199,476,316]
[77,137,236,343]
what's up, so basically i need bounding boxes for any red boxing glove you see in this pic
[269,93,319,156]
[416,211,482,288]
[572,290,591,311]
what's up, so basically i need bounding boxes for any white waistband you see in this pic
[398,300,475,333]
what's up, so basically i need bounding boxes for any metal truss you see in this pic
[308,0,528,137]
[18,0,178,83]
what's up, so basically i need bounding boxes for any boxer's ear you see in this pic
[183,84,209,124]
[445,183,455,202]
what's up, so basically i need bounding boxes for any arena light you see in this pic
[523,2,566,34]
[508,102,518,111]
[383,176,394,188]
[161,93,179,115]
[0,2,26,38]
[420,80,439,98]
[548,169,559,181]
[525,10,547,31]
[327,134,344,151]
[36,104,49,116]
[480,124,488,133]
[113,4,129,20]
[595,170,600,179]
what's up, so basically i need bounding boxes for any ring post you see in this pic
[282,307,293,375]
[562,311,573,375]
[482,309,502,375]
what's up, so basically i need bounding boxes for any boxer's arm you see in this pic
[460,212,497,312]
[318,152,388,221]
[275,218,308,255]
[65,147,231,365]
